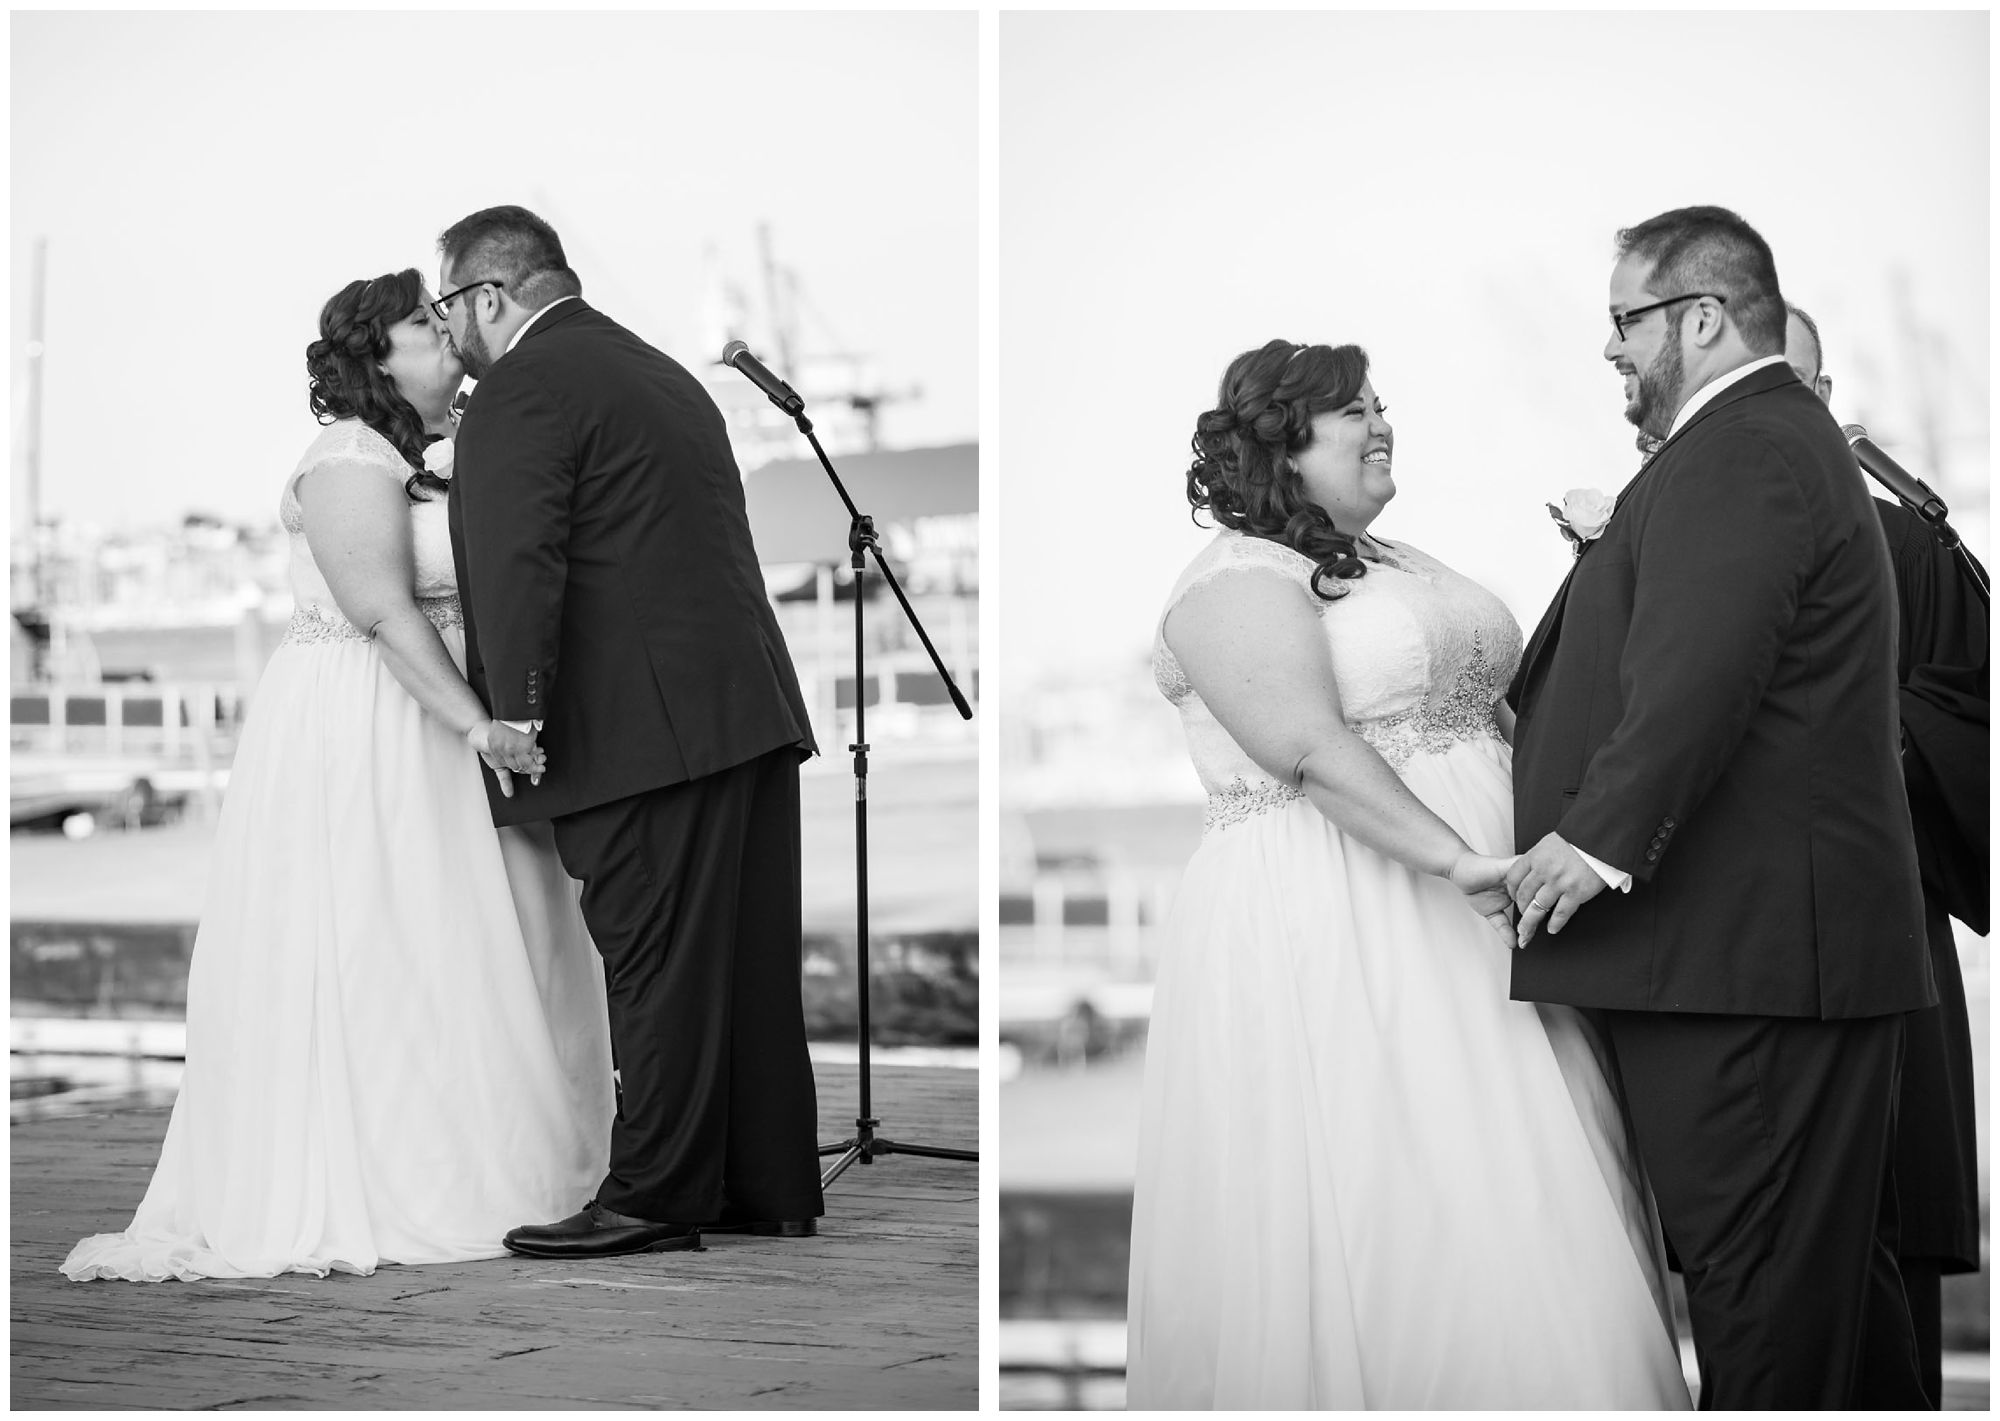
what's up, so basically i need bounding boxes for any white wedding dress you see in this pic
[1127,530,1691,1408]
[62,420,615,1282]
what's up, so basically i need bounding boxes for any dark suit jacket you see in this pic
[448,300,815,826]
[1507,361,1933,1019]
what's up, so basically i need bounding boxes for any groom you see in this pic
[1504,207,1935,1407]
[437,206,825,1256]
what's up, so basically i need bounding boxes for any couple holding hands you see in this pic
[1131,204,1972,1409]
[65,206,824,1282]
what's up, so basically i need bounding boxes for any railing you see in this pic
[993,873,1176,1069]
[998,869,1178,976]
[10,650,981,815]
[772,585,979,665]
[999,1319,1128,1410]
[772,586,979,757]
[10,683,245,761]
[10,684,240,828]
[793,655,980,765]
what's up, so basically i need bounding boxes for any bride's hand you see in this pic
[467,720,546,790]
[480,755,516,799]
[1449,851,1516,895]
[1450,851,1521,947]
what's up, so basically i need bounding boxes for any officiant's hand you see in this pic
[468,719,546,796]
[1507,833,1606,947]
[1449,851,1520,947]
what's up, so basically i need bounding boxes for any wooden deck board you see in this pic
[11,1062,975,1410]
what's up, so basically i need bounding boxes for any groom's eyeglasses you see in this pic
[430,279,506,322]
[1609,292,1726,342]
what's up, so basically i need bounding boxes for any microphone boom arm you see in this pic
[1843,423,1989,603]
[719,342,972,717]
[797,411,973,720]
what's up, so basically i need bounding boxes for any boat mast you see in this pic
[24,236,47,598]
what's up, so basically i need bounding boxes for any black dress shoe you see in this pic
[699,1216,817,1238]
[504,1201,703,1258]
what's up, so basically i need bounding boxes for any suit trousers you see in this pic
[1596,1009,1926,1409]
[552,748,825,1223]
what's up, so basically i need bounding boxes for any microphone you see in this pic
[1841,424,1960,547]
[721,340,805,416]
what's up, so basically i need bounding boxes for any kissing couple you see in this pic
[65,206,825,1280]
[1128,204,1936,1409]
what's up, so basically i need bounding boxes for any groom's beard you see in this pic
[1626,337,1686,442]
[455,321,496,380]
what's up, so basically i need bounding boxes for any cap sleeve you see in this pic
[281,419,411,532]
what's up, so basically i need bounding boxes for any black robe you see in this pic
[1878,499,1985,1272]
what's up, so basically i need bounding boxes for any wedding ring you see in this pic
[1531,893,1552,910]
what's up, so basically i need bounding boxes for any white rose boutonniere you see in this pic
[422,439,455,480]
[1547,487,1613,553]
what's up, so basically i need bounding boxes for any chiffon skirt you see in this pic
[61,627,614,1281]
[1126,734,1692,1408]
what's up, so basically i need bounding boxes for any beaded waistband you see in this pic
[281,595,463,646]
[1355,705,1504,772]
[1201,706,1504,834]
[1203,777,1307,834]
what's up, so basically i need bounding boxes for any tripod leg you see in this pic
[820,1142,868,1188]
[871,1138,979,1162]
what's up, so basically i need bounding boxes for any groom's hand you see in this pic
[468,719,547,790]
[483,720,544,774]
[1507,833,1606,948]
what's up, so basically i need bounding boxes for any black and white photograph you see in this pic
[997,9,1987,1410]
[12,10,975,1409]
[14,5,1994,1413]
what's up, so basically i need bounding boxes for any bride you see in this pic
[1127,339,1691,1407]
[62,270,614,1282]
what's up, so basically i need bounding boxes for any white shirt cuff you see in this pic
[1576,846,1633,893]
[500,719,542,734]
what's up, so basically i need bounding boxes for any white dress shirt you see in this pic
[1667,353,1789,439]
[504,294,579,355]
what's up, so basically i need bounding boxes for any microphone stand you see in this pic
[1890,489,1988,606]
[760,391,977,1187]
[1846,427,1990,603]
[1949,542,1989,607]
[1886,486,1988,603]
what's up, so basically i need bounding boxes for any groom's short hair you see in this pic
[1615,206,1786,357]
[439,206,584,311]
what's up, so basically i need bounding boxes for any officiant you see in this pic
[1788,302,1985,1410]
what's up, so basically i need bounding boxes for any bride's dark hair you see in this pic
[1186,339,1373,600]
[305,269,451,502]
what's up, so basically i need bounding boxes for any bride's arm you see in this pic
[1494,699,1516,746]
[1165,571,1509,897]
[298,463,537,774]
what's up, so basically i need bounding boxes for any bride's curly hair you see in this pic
[305,269,451,502]
[1187,339,1374,600]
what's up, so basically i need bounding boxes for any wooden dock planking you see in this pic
[12,1061,975,1410]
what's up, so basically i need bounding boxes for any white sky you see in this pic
[11,10,975,530]
[999,10,1989,687]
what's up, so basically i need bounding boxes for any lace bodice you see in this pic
[1154,530,1522,831]
[279,420,460,644]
